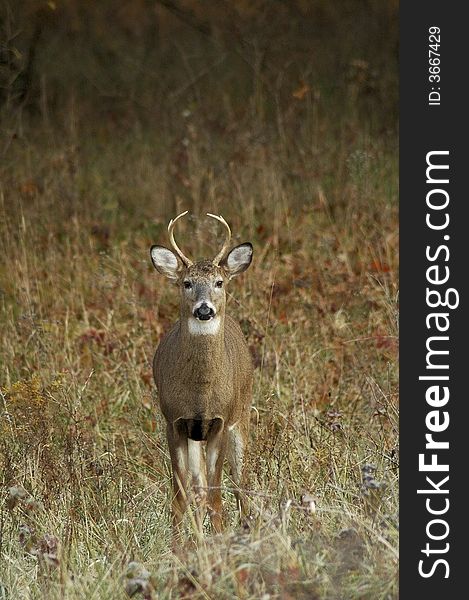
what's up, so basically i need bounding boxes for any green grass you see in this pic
[0,2,398,598]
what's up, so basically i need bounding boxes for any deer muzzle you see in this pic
[193,302,215,321]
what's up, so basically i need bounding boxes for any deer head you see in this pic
[150,211,252,334]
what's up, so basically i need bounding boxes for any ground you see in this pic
[0,2,398,598]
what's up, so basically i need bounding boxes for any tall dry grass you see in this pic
[1,2,398,598]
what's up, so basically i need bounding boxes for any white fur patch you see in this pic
[175,446,187,473]
[207,447,219,478]
[150,246,179,279]
[228,427,244,484]
[226,244,252,276]
[187,440,202,477]
[188,316,221,335]
[188,440,207,492]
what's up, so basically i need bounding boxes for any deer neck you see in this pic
[178,314,226,377]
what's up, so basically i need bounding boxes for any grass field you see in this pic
[1,2,398,598]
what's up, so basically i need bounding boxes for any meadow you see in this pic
[0,2,398,598]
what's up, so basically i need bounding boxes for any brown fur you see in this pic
[152,249,253,538]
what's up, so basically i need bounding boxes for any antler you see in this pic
[207,213,232,266]
[167,211,193,266]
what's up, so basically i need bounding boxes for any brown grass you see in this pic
[0,2,398,598]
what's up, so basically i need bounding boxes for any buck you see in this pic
[150,211,254,535]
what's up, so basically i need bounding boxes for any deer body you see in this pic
[154,314,252,429]
[150,214,253,536]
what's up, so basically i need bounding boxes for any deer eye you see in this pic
[183,280,192,289]
[215,280,223,288]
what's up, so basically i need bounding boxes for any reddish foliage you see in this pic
[369,259,390,273]
[77,328,116,355]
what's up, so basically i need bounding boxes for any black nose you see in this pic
[194,303,215,320]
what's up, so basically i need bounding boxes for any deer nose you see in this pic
[194,303,215,320]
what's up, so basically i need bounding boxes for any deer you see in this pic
[150,211,254,537]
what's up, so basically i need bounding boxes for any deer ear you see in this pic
[150,245,181,280]
[222,243,253,279]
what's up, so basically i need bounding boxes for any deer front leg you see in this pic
[187,439,207,533]
[227,413,250,517]
[206,419,227,533]
[167,422,189,540]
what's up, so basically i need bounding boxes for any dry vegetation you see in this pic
[1,1,398,598]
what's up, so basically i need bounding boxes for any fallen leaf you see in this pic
[292,83,310,100]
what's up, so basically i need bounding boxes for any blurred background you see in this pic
[0,2,399,598]
[1,0,398,224]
